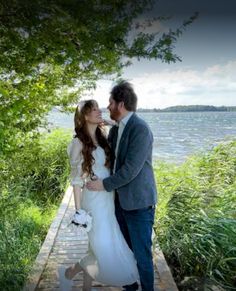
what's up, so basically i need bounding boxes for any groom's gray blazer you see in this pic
[103,113,157,210]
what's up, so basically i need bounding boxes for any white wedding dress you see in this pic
[68,138,139,286]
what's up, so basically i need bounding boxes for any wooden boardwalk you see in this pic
[24,187,178,291]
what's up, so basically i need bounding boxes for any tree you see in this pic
[0,0,198,153]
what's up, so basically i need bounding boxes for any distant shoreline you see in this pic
[101,105,236,113]
[53,105,236,113]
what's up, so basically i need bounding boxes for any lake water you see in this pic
[47,110,236,163]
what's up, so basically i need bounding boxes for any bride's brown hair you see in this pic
[74,100,111,176]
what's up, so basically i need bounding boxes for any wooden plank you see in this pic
[24,185,178,291]
[154,246,179,291]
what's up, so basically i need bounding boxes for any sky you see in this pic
[89,0,236,109]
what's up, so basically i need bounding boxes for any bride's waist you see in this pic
[82,173,109,183]
[92,169,110,179]
[94,173,110,180]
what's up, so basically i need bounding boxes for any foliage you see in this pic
[0,129,71,290]
[154,140,236,290]
[0,202,57,291]
[0,0,198,154]
[0,129,71,208]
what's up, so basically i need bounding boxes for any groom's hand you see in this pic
[86,179,104,191]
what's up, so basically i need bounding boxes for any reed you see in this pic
[0,129,71,290]
[154,140,236,290]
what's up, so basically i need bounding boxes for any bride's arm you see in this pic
[73,185,82,211]
[67,138,92,229]
[72,184,91,230]
[67,138,84,210]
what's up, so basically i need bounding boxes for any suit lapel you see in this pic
[111,125,118,151]
[117,113,136,158]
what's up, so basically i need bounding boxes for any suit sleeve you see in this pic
[103,123,152,192]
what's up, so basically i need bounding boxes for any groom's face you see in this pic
[107,96,120,121]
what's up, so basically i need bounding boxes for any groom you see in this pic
[87,81,157,291]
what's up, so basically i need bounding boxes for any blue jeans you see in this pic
[115,196,155,291]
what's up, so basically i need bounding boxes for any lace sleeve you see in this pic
[67,138,84,187]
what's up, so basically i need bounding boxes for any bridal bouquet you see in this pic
[70,209,92,233]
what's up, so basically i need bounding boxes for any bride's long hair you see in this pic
[74,100,111,176]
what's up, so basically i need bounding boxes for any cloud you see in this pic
[89,60,236,108]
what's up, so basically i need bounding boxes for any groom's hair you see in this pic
[111,81,137,111]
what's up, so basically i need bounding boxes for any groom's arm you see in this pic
[87,123,152,192]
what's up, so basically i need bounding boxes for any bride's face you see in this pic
[85,104,103,124]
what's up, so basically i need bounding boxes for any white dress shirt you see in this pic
[114,112,133,172]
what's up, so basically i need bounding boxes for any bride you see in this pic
[65,100,139,290]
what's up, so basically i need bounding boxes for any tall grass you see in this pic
[154,140,236,290]
[0,129,71,291]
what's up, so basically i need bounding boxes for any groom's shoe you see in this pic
[122,282,139,291]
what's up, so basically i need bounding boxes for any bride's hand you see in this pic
[100,119,116,126]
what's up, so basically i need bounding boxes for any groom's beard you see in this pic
[109,105,120,121]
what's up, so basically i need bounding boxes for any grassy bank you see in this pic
[154,140,236,290]
[0,129,71,291]
[1,129,235,290]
